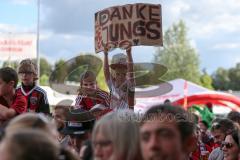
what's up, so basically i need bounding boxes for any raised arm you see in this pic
[126,47,134,83]
[126,47,135,109]
[103,47,110,82]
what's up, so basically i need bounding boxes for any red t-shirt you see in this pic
[191,143,212,160]
[16,84,50,114]
[74,89,110,111]
[12,92,27,114]
[0,92,27,115]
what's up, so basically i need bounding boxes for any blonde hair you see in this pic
[92,110,142,160]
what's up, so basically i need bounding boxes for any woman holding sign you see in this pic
[103,47,135,110]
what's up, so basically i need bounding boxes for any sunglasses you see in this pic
[221,141,233,149]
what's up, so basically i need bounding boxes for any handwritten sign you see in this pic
[95,3,163,53]
[0,34,36,60]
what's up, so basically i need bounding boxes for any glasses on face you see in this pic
[221,141,233,149]
[19,72,34,76]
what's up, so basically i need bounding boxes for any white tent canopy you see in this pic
[41,86,75,107]
[40,79,240,114]
[134,79,240,113]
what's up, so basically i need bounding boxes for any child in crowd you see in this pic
[74,70,110,111]
[0,67,27,122]
[16,59,50,114]
[103,47,135,110]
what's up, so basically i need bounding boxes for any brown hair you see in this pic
[5,113,56,137]
[18,59,38,80]
[141,104,195,142]
[80,71,96,83]
[1,129,79,160]
[211,118,235,134]
[0,67,18,88]
[227,111,240,124]
[78,70,96,94]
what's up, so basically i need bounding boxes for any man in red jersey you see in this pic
[0,67,27,122]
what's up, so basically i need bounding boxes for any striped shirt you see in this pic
[107,78,135,110]
[74,89,110,111]
[16,84,50,114]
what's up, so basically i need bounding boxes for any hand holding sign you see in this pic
[126,46,131,55]
[95,3,163,53]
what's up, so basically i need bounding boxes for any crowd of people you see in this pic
[0,47,240,160]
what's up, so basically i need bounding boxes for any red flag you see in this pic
[183,80,188,109]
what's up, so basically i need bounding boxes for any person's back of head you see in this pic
[0,129,78,160]
[178,118,197,155]
[192,113,199,124]
[227,111,240,125]
[5,113,57,137]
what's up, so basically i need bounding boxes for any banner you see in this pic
[95,3,163,53]
[0,34,37,60]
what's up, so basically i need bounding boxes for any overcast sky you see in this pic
[0,0,240,74]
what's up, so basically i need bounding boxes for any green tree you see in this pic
[40,74,49,86]
[154,20,201,84]
[133,63,168,88]
[212,67,230,90]
[96,67,108,91]
[66,54,102,82]
[51,59,67,83]
[40,57,52,76]
[212,63,240,91]
[200,69,213,89]
[2,60,18,70]
[50,54,103,84]
[228,63,240,90]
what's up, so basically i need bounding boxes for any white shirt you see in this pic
[107,78,135,110]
